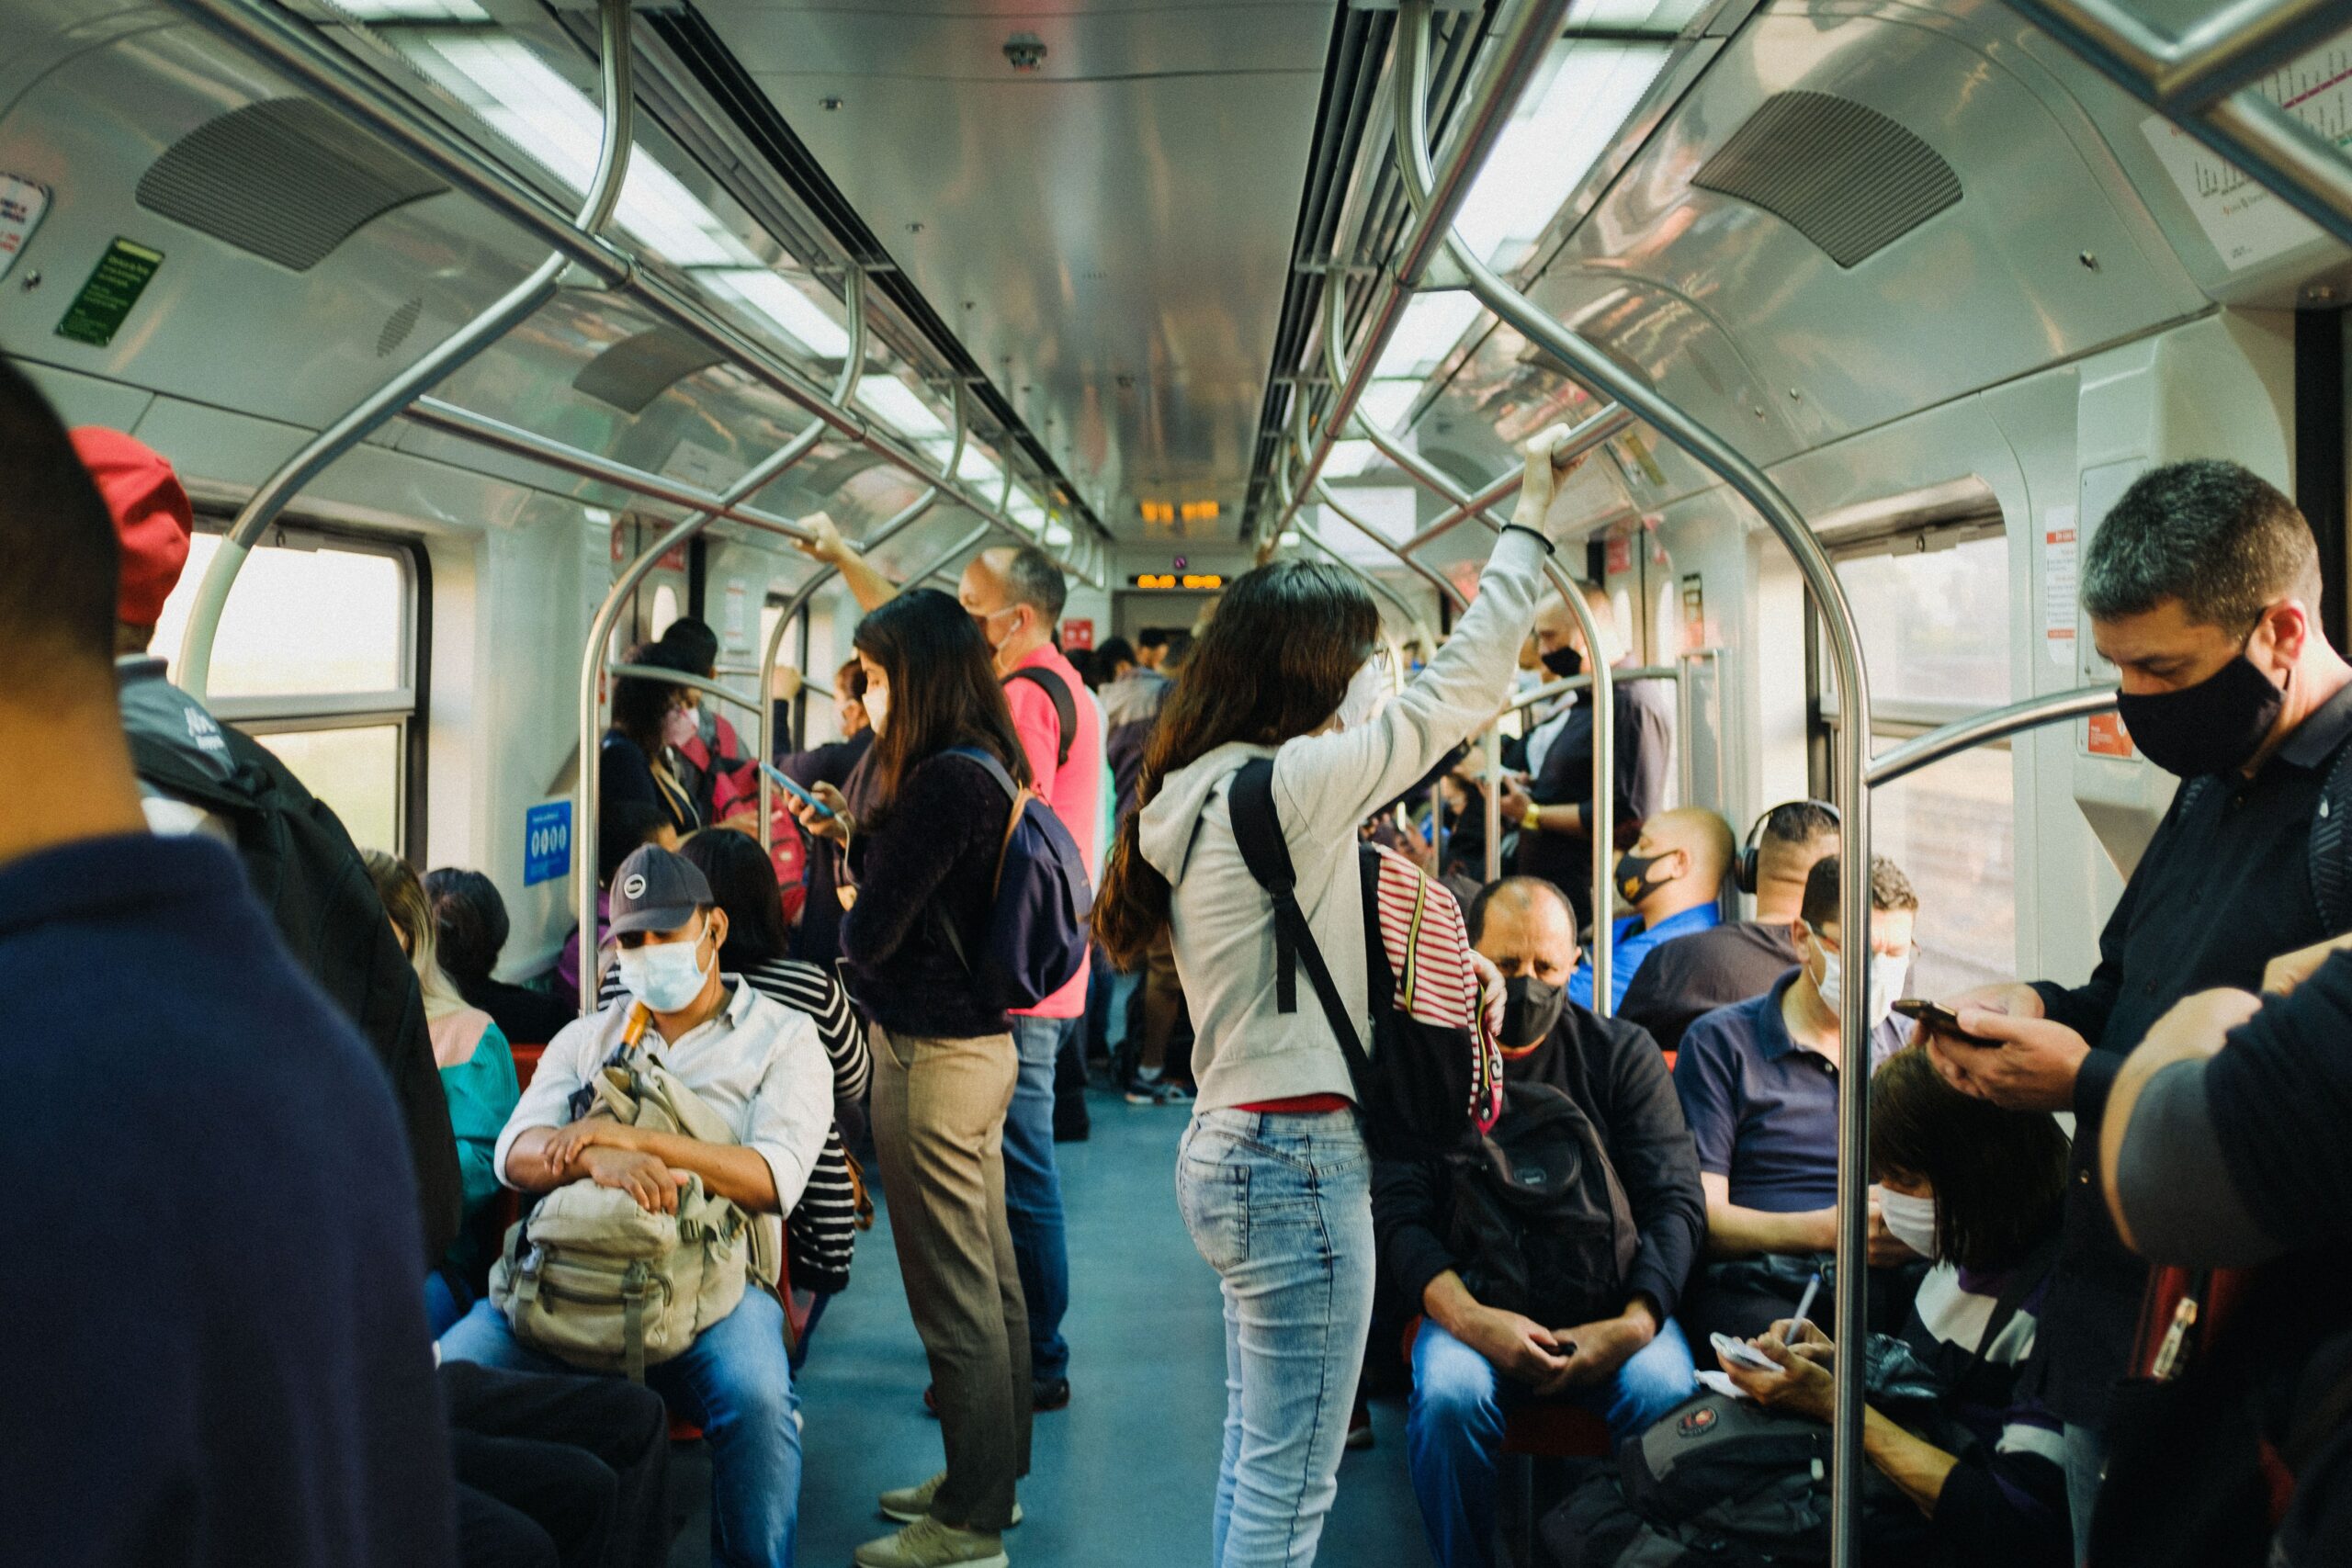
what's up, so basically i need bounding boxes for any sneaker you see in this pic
[1155,1079,1195,1104]
[853,1516,1008,1568]
[1122,1079,1160,1106]
[1346,1404,1374,1451]
[879,1472,1023,1528]
[1033,1376,1070,1412]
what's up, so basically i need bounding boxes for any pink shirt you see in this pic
[1004,643,1103,1018]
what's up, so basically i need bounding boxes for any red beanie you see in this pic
[71,427,193,628]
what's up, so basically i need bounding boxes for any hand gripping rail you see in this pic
[1385,2,1878,1552]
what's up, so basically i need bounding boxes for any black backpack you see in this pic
[1227,756,1498,1160]
[127,714,463,1269]
[1446,1078,1639,1326]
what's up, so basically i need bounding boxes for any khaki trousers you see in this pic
[870,1024,1032,1530]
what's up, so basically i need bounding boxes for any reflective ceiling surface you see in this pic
[688,1,1336,541]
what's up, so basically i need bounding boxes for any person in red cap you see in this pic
[74,423,465,1273]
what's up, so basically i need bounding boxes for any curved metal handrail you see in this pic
[1867,687,2119,789]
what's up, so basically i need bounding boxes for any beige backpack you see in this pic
[490,1014,779,1380]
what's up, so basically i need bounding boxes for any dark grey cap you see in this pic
[608,844,713,937]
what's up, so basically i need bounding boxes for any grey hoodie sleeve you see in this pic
[1273,528,1550,876]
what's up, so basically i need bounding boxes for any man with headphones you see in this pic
[1617,800,1841,1052]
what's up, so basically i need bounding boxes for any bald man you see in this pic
[1568,806,1734,1013]
[1499,582,1675,930]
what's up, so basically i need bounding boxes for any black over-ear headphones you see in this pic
[1735,798,1841,895]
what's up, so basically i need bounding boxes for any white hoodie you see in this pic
[1136,529,1550,1111]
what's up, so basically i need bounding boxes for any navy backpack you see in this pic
[936,745,1093,1010]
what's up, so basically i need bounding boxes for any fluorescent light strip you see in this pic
[1454,40,1671,273]
[958,447,1002,489]
[1359,379,1422,432]
[1373,291,1484,381]
[855,376,951,442]
[701,269,849,361]
[1325,439,1382,479]
[334,0,491,18]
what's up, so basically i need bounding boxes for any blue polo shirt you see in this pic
[0,833,454,1567]
[1568,902,1721,1013]
[1671,969,1905,1212]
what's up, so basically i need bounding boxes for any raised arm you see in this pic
[794,511,901,612]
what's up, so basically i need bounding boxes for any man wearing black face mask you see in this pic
[1374,878,1705,1565]
[1498,584,1675,931]
[1916,459,2352,1560]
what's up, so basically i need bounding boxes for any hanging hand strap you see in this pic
[1228,759,1373,1088]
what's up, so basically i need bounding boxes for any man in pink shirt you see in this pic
[957,544,1101,1408]
[794,516,1100,1408]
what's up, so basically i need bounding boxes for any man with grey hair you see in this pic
[1914,457,2352,1557]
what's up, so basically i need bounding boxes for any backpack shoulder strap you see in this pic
[1228,758,1370,1076]
[1005,667,1077,769]
[2310,739,2352,933]
[943,744,1022,805]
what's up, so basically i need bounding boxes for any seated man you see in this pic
[1567,806,1734,1013]
[1672,852,1917,1345]
[439,845,833,1568]
[1620,799,1840,1052]
[1377,877,1706,1568]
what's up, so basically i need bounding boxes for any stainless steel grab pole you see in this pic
[176,0,636,702]
[1313,477,1470,614]
[1866,687,2118,789]
[1392,5,1876,1553]
[604,664,767,718]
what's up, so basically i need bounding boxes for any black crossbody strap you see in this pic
[1227,759,1372,1082]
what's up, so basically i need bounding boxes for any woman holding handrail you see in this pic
[1093,427,1586,1567]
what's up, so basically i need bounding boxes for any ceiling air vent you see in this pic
[378,297,423,359]
[573,329,729,414]
[137,98,447,272]
[1693,91,1961,268]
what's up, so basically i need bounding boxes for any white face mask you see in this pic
[1334,657,1391,732]
[616,921,712,1013]
[661,705,698,750]
[864,684,888,736]
[1814,941,1906,1030]
[1877,1187,1939,1259]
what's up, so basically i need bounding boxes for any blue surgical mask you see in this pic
[616,921,711,1012]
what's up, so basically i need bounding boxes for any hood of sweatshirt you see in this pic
[1099,669,1171,728]
[1136,739,1274,885]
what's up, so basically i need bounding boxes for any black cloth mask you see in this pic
[1615,849,1678,906]
[1541,645,1583,680]
[2115,654,2285,778]
[1499,975,1564,1051]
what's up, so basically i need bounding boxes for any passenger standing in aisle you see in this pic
[0,358,454,1563]
[1499,581,1674,931]
[1092,426,1585,1568]
[789,588,1033,1568]
[1918,461,2352,1562]
[776,658,876,965]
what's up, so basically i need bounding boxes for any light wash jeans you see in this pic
[1006,1014,1075,1382]
[2064,1420,2108,1564]
[1404,1315,1698,1568]
[1177,1108,1375,1568]
[438,1290,800,1568]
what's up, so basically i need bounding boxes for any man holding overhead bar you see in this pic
[1917,461,2352,1562]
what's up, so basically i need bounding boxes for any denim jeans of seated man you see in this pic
[1405,1314,1698,1568]
[1178,1108,1376,1568]
[438,1290,800,1568]
[1005,1013,1076,1383]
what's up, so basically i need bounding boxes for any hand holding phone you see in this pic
[759,761,835,820]
[1712,1332,1779,1373]
[1892,997,2001,1046]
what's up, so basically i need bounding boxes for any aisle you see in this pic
[791,1089,1440,1566]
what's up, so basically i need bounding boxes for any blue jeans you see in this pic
[2064,1420,2107,1564]
[1006,1014,1074,1382]
[1404,1316,1697,1568]
[438,1291,800,1568]
[1178,1109,1375,1568]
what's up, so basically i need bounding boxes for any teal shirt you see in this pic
[437,1015,519,1246]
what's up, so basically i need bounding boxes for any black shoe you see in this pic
[1053,1116,1091,1143]
[1033,1377,1071,1412]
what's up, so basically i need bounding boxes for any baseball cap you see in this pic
[71,427,193,628]
[608,843,714,937]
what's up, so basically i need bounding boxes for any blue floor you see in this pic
[787,1086,1440,1567]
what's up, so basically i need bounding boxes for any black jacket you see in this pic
[779,729,874,966]
[1516,674,1674,922]
[1374,1000,1705,1322]
[842,750,1014,1040]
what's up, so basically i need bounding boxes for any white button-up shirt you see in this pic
[494,977,832,1213]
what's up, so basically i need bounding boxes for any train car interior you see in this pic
[6,0,2352,1565]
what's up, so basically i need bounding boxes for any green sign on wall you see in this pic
[55,237,164,348]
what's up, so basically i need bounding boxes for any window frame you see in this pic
[185,512,432,860]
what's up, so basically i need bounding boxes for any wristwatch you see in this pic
[1521,801,1542,830]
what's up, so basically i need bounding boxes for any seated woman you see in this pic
[424,867,576,1048]
[364,850,521,1337]
[1722,1044,2073,1566]
[594,827,872,1361]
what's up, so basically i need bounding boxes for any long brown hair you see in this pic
[1093,558,1378,966]
[1870,1045,2069,1272]
[853,587,1028,824]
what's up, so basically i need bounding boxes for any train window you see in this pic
[1815,525,2016,996]
[149,526,421,856]
[650,584,681,644]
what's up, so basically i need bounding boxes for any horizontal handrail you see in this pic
[604,662,767,719]
[1865,686,2120,788]
[1498,665,1679,716]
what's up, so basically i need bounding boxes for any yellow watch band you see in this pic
[1521,802,1542,830]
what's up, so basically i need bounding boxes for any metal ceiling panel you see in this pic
[688,1,1336,537]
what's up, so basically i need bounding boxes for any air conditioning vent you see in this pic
[573,329,729,414]
[378,296,423,359]
[1694,92,1961,269]
[137,98,447,272]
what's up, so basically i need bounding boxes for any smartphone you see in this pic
[1890,997,2000,1046]
[758,761,835,820]
[1711,1332,1778,1373]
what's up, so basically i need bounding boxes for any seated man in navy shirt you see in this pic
[0,358,453,1564]
[1567,806,1733,1013]
[1672,852,1918,1346]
